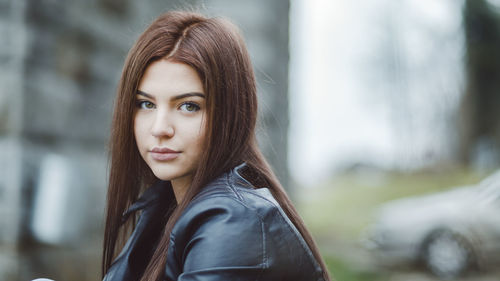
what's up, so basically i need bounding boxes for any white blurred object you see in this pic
[31,153,85,244]
[31,279,55,281]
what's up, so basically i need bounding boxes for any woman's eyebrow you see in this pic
[136,90,154,99]
[171,92,205,101]
[136,90,205,100]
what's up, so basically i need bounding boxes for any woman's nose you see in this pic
[151,110,174,138]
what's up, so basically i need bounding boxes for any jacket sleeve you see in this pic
[169,195,268,281]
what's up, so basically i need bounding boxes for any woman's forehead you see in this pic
[138,60,204,97]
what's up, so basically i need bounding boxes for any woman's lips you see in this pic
[150,147,180,161]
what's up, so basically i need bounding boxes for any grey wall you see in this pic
[204,0,290,188]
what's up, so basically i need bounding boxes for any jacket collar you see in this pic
[121,180,174,224]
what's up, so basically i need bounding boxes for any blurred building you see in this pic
[0,0,289,280]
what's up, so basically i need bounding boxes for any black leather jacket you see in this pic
[103,163,325,281]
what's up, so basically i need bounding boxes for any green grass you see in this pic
[323,255,387,281]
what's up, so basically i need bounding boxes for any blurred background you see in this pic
[1,0,500,280]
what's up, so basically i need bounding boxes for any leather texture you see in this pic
[103,163,325,281]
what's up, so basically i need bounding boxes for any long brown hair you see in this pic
[103,11,331,281]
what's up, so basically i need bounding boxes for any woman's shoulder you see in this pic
[166,165,325,280]
[169,163,312,258]
[178,165,282,228]
[173,168,277,235]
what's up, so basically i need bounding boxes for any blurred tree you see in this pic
[460,0,500,167]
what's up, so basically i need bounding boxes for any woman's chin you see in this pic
[151,168,190,183]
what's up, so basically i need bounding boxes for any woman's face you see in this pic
[134,59,206,186]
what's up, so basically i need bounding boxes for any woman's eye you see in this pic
[137,100,155,109]
[179,102,200,112]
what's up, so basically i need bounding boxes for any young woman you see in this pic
[102,11,332,281]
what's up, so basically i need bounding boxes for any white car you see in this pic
[363,170,500,279]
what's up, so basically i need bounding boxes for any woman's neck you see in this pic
[171,175,192,203]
